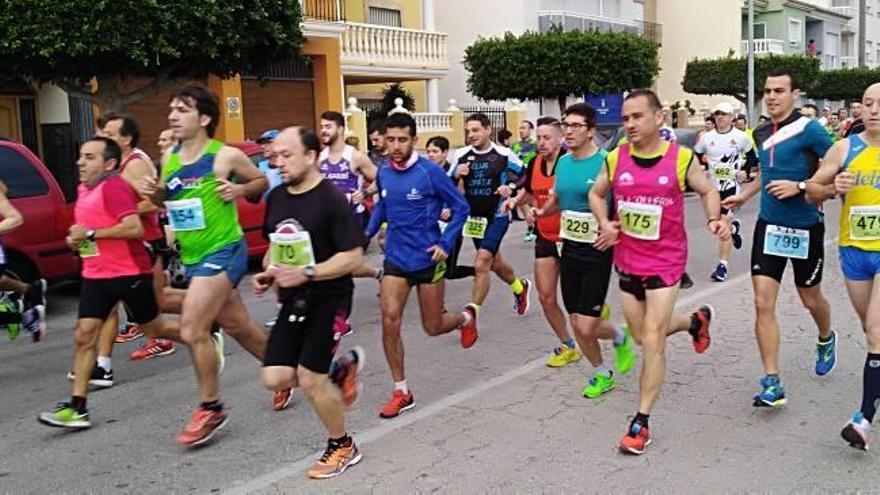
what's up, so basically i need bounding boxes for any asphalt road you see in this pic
[1,197,875,494]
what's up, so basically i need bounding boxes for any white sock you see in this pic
[613,326,626,346]
[720,259,729,266]
[594,363,611,378]
[97,355,112,371]
[394,380,408,394]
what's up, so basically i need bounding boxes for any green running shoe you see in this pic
[583,373,615,398]
[38,403,91,429]
[1,298,20,341]
[614,325,637,375]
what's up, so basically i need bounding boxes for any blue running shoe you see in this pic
[710,262,728,282]
[815,330,837,376]
[753,375,787,407]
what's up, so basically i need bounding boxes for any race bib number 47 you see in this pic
[619,202,662,241]
[269,232,316,268]
[560,210,598,243]
[763,224,809,259]
[850,206,880,241]
[462,216,488,239]
[165,198,206,232]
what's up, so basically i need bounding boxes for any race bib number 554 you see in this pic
[165,198,206,232]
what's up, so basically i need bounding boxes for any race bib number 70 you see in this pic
[269,232,317,268]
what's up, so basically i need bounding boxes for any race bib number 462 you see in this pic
[713,165,734,182]
[165,198,206,232]
[269,232,316,268]
[560,210,598,243]
[850,206,880,241]
[619,202,662,241]
[763,224,809,259]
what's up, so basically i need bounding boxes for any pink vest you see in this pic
[612,143,687,285]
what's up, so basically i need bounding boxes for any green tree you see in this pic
[811,67,880,101]
[0,0,304,111]
[682,54,821,109]
[464,27,660,111]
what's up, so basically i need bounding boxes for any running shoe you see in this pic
[710,263,728,282]
[513,279,531,316]
[815,330,837,376]
[38,403,90,429]
[841,412,871,451]
[583,373,615,398]
[329,346,365,408]
[619,420,651,455]
[679,272,694,289]
[130,339,176,360]
[22,305,45,342]
[3,298,21,341]
[731,219,742,250]
[379,389,415,419]
[614,325,637,375]
[25,279,47,310]
[66,365,114,389]
[307,438,362,479]
[176,406,228,447]
[115,323,143,343]
[546,345,580,368]
[273,388,294,412]
[753,375,787,407]
[212,330,226,375]
[691,305,714,354]
[460,305,478,349]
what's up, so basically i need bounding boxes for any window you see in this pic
[868,41,875,64]
[826,32,840,68]
[0,147,48,199]
[368,6,401,27]
[789,18,802,47]
[753,22,767,39]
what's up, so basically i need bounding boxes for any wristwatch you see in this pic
[797,181,807,193]
[303,266,316,281]
[86,229,97,241]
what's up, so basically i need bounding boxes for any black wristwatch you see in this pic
[303,266,316,281]
[797,181,807,194]
[86,229,97,242]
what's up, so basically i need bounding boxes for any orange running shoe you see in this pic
[273,388,294,411]
[618,420,651,455]
[176,406,228,447]
[115,323,144,343]
[307,437,362,479]
[329,346,365,408]
[691,304,714,354]
[459,305,478,349]
[130,339,175,360]
[379,389,415,419]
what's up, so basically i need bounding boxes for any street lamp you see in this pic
[748,0,755,125]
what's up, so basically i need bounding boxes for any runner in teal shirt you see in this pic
[554,149,608,213]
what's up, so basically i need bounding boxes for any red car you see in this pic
[0,140,79,282]
[0,140,269,283]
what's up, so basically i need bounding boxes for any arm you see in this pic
[806,138,848,203]
[365,195,386,239]
[216,146,268,201]
[0,191,23,235]
[436,168,470,255]
[535,191,559,217]
[686,156,730,241]
[353,151,378,182]
[69,213,144,243]
[121,158,161,214]
[264,247,365,291]
[588,165,618,251]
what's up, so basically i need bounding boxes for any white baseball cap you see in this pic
[712,102,735,115]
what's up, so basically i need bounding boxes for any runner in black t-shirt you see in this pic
[254,126,366,480]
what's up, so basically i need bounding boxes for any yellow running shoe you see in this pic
[546,345,580,368]
[600,303,611,321]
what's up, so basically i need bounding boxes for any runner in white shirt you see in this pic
[694,102,758,282]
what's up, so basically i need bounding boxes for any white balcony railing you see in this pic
[741,38,786,55]
[833,5,854,17]
[414,112,453,132]
[841,56,857,68]
[341,22,448,71]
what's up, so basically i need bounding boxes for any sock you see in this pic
[612,326,626,346]
[861,353,880,423]
[71,395,87,412]
[510,278,524,295]
[97,355,111,371]
[563,337,576,349]
[200,400,223,412]
[687,313,700,338]
[594,363,612,378]
[211,323,221,335]
[632,411,650,429]
[394,380,408,394]
[818,332,834,344]
[329,433,352,448]
[466,303,481,316]
[720,259,729,266]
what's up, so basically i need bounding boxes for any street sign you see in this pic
[585,93,623,125]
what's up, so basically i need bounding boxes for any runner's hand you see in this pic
[526,207,539,225]
[216,178,242,202]
[834,171,856,195]
[594,220,620,251]
[721,194,744,211]
[138,175,157,197]
[708,219,730,241]
[440,208,451,221]
[496,185,513,198]
[455,163,470,178]
[735,170,748,183]
[351,190,365,204]
[65,236,78,252]
[426,245,448,262]
[253,271,275,297]
[766,180,799,200]
[68,224,87,243]
[500,197,517,213]
[268,265,308,289]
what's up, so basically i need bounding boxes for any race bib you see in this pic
[165,199,206,232]
[619,202,662,241]
[78,240,99,258]
[269,232,316,268]
[559,210,598,243]
[763,224,809,259]
[713,165,734,182]
[462,216,488,239]
[850,206,880,241]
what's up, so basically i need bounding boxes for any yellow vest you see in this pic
[839,134,880,251]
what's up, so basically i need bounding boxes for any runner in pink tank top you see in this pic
[588,89,729,456]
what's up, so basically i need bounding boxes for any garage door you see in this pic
[241,79,315,140]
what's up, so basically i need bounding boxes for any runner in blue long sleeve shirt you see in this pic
[367,113,477,420]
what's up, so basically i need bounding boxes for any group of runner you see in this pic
[8,64,880,478]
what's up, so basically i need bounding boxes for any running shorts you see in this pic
[263,294,350,373]
[751,219,824,288]
[79,275,159,323]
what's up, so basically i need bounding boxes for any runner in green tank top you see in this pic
[138,85,285,448]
